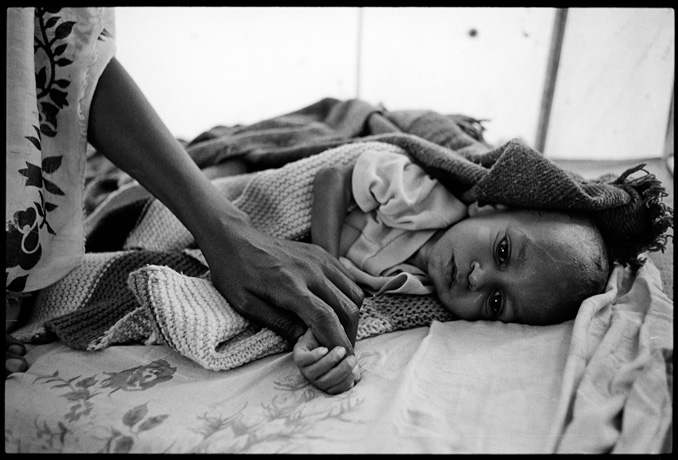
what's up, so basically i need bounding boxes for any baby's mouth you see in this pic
[448,257,457,290]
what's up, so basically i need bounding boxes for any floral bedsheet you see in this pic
[6,322,572,454]
[5,259,672,454]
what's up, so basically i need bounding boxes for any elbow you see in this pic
[314,165,343,184]
[314,163,353,201]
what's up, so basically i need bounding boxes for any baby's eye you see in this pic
[496,236,510,264]
[488,290,504,316]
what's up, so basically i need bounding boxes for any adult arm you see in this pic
[87,57,363,351]
[311,163,354,257]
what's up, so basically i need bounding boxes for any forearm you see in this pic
[311,163,353,257]
[87,58,250,254]
[87,58,364,353]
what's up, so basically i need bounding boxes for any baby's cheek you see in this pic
[433,289,455,314]
[438,292,484,320]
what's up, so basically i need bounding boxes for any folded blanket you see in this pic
[13,98,673,373]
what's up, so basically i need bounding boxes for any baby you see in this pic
[293,145,610,394]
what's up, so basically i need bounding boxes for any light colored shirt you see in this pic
[339,147,467,295]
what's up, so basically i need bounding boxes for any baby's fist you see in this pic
[293,329,360,394]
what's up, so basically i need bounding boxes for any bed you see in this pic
[5,98,673,454]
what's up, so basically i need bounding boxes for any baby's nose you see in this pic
[468,261,485,290]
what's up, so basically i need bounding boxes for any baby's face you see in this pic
[427,208,586,325]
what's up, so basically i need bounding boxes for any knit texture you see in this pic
[31,250,206,350]
[13,98,672,372]
[125,264,451,370]
[13,143,454,370]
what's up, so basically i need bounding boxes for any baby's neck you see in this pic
[406,230,444,271]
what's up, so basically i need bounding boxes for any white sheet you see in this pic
[5,321,573,453]
[4,259,672,453]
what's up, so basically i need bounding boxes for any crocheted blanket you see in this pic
[13,98,672,372]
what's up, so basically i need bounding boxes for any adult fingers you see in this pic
[6,353,28,378]
[225,277,354,351]
[323,256,365,308]
[235,292,308,345]
[311,279,361,349]
[249,263,356,354]
[6,334,31,378]
[5,334,26,356]
[298,294,355,355]
[318,260,364,345]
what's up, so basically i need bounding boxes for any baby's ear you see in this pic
[468,202,509,217]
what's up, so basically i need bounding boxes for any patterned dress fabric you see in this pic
[6,7,115,293]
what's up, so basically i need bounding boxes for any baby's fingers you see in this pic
[301,346,350,382]
[293,329,327,367]
[316,354,360,395]
[294,345,329,367]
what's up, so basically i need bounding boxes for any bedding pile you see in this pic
[13,98,672,371]
[5,258,672,453]
[7,98,673,453]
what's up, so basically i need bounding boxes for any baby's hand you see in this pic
[293,328,361,394]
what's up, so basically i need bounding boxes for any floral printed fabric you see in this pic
[5,7,115,293]
[5,257,672,453]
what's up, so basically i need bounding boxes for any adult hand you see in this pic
[88,57,363,355]
[204,224,364,354]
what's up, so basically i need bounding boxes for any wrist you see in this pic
[189,198,254,252]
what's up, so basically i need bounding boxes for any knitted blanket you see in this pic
[13,98,672,372]
[16,143,455,370]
